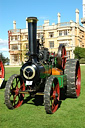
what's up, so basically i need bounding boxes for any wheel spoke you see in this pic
[20,84,24,90]
[13,95,17,106]
[15,78,19,88]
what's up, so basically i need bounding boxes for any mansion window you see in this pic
[37,33,44,39]
[26,43,29,49]
[49,41,54,48]
[11,35,18,41]
[49,32,54,38]
[11,36,13,41]
[11,45,18,50]
[59,31,62,36]
[25,35,28,40]
[14,55,18,62]
[37,33,41,38]
[59,30,68,36]
[12,55,18,62]
[64,30,67,35]
[15,36,17,40]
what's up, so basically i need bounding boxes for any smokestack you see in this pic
[26,17,38,61]
[76,9,79,24]
[57,13,61,24]
[13,21,16,29]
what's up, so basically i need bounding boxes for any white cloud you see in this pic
[0,47,9,58]
[0,38,8,46]
[0,39,9,58]
[0,48,9,52]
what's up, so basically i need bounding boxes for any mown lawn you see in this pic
[0,66,85,128]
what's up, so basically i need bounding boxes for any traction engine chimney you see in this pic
[26,17,38,62]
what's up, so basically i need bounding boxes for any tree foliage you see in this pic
[0,53,9,65]
[74,47,85,60]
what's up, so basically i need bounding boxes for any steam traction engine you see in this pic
[5,17,81,114]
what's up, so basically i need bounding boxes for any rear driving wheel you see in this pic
[5,74,25,109]
[57,44,66,69]
[44,76,60,114]
[64,59,81,98]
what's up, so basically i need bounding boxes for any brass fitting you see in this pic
[26,17,38,23]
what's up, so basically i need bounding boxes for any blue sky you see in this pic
[0,0,83,58]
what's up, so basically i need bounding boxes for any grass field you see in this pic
[0,66,85,128]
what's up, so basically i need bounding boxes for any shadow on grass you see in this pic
[22,95,44,106]
[22,94,62,113]
[22,95,32,104]
[22,88,68,108]
[22,91,64,110]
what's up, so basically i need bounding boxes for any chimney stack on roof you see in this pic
[13,21,16,29]
[75,9,79,24]
[57,13,61,24]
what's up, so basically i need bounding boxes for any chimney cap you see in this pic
[57,13,61,17]
[76,9,79,13]
[26,17,38,23]
[13,20,16,24]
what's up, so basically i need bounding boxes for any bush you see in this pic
[74,47,85,59]
[79,58,85,64]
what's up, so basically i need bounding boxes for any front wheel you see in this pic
[44,76,60,114]
[5,74,25,109]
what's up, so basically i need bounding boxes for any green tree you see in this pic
[74,47,85,60]
[0,53,9,65]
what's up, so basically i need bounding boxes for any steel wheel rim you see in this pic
[50,80,60,113]
[10,76,25,108]
[0,60,4,78]
[76,65,81,97]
